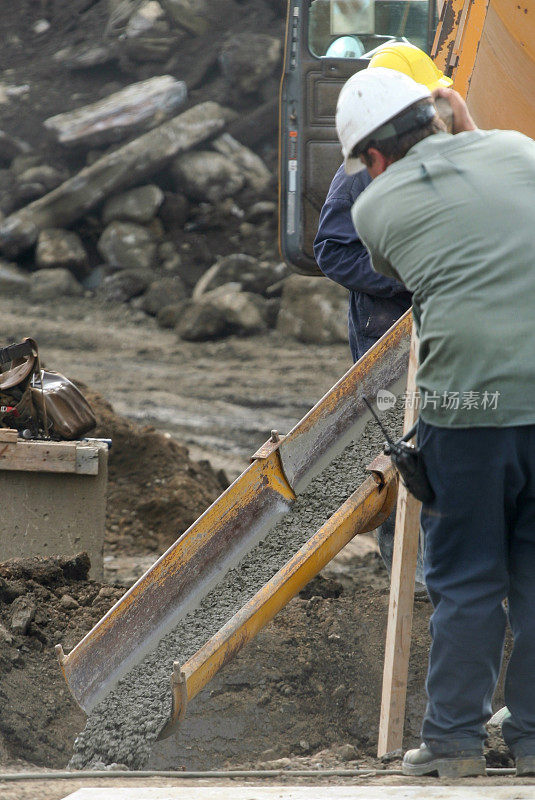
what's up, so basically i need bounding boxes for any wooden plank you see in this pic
[377,323,422,757]
[0,428,18,443]
[0,440,99,475]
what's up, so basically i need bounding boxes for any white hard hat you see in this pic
[336,66,432,174]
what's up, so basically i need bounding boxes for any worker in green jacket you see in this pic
[336,67,535,778]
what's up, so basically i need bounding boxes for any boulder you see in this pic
[158,191,190,230]
[44,76,187,148]
[15,165,66,204]
[157,303,185,329]
[246,201,277,222]
[193,253,289,298]
[98,222,157,271]
[213,134,271,194]
[0,101,228,257]
[0,130,32,166]
[177,299,228,341]
[123,2,180,63]
[178,285,267,341]
[277,275,348,344]
[141,276,187,316]
[158,241,182,272]
[35,229,89,278]
[172,151,244,203]
[54,42,119,70]
[102,185,164,225]
[220,34,281,96]
[0,259,31,295]
[100,270,151,303]
[29,269,84,302]
[160,0,208,35]
[125,1,167,37]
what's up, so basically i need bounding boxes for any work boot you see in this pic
[516,756,535,777]
[402,743,486,778]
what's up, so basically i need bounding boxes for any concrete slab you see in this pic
[62,785,535,800]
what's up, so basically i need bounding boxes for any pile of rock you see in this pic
[0,0,348,345]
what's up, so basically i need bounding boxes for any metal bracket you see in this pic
[251,430,286,462]
[366,452,394,489]
[157,661,188,740]
[361,453,398,533]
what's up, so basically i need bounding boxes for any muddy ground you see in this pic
[0,0,519,791]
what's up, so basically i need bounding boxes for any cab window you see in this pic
[309,0,434,58]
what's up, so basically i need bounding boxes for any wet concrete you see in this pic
[69,409,402,770]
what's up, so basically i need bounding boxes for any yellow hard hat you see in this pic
[368,42,453,92]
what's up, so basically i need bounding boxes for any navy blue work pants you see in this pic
[418,420,535,756]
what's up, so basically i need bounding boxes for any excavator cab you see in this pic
[279,0,439,275]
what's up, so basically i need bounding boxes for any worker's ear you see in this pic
[364,147,392,178]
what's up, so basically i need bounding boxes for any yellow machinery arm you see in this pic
[57,312,411,734]
[433,0,535,137]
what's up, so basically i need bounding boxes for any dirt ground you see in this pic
[0,0,523,794]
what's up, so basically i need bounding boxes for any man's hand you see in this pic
[433,87,478,134]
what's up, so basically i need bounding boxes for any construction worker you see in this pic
[314,42,451,578]
[336,66,535,777]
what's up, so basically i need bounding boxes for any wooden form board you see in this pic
[0,437,100,475]
[377,323,423,757]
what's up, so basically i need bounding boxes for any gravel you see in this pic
[69,408,402,769]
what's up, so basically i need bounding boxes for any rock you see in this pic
[98,222,157,271]
[33,19,51,35]
[0,621,13,645]
[54,42,119,70]
[336,743,359,762]
[0,101,229,257]
[44,76,187,148]
[178,286,267,341]
[160,0,208,35]
[156,303,184,328]
[141,276,187,316]
[35,229,88,278]
[126,1,167,38]
[0,130,32,166]
[0,259,31,295]
[220,34,281,96]
[158,192,190,230]
[103,185,164,225]
[123,2,179,62]
[277,275,348,344]
[9,155,41,177]
[29,269,84,301]
[10,597,36,635]
[213,134,271,194]
[158,241,182,273]
[176,299,228,341]
[97,585,117,600]
[101,270,151,303]
[247,201,277,222]
[193,254,289,298]
[15,166,66,204]
[172,151,244,203]
[60,594,79,610]
[259,757,292,771]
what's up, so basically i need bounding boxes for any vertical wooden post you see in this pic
[377,321,422,757]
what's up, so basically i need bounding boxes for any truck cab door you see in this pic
[279,0,438,276]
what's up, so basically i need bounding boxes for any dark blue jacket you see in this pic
[313,164,412,362]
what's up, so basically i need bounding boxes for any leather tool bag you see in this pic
[0,338,96,440]
[0,338,40,432]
